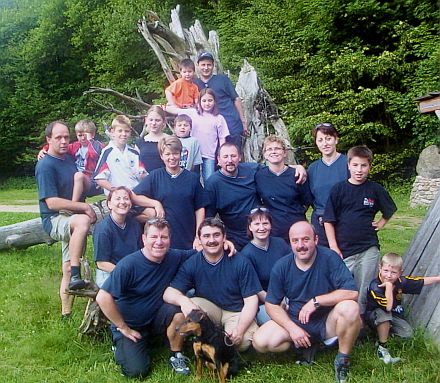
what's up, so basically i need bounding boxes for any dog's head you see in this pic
[176,309,208,337]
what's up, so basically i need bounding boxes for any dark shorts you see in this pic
[112,303,181,378]
[85,180,104,198]
[294,312,329,343]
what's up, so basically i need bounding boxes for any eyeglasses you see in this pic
[265,147,284,153]
[250,207,269,215]
[314,122,333,131]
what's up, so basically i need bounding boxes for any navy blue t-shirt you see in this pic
[323,180,397,257]
[308,154,349,216]
[93,214,142,265]
[135,138,165,172]
[366,275,424,318]
[101,248,196,329]
[241,237,291,291]
[170,251,262,312]
[194,75,243,136]
[35,153,77,234]
[255,166,313,241]
[267,246,357,323]
[204,163,260,249]
[133,168,205,250]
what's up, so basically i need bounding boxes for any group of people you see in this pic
[35,52,440,383]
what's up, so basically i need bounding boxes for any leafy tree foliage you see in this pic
[0,0,438,176]
[208,0,439,153]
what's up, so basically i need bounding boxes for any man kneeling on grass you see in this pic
[252,221,361,383]
[96,218,193,378]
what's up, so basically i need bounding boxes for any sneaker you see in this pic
[377,345,401,364]
[169,352,190,375]
[68,275,86,290]
[334,356,350,383]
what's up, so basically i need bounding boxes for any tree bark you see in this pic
[0,201,109,250]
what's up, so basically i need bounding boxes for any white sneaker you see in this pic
[169,352,191,375]
[377,345,401,364]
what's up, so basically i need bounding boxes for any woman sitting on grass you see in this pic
[93,186,142,287]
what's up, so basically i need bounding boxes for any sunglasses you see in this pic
[250,207,269,215]
[314,122,333,131]
[146,217,169,225]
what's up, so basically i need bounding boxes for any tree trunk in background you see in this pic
[1,5,297,250]
[138,5,296,163]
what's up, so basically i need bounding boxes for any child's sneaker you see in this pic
[169,352,190,375]
[334,355,350,383]
[377,345,401,364]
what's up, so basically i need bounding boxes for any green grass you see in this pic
[0,187,438,382]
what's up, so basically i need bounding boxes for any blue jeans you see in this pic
[202,158,216,184]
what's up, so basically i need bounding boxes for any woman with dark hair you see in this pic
[240,208,291,325]
[93,186,143,287]
[308,123,349,246]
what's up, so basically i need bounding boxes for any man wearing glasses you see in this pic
[204,142,307,249]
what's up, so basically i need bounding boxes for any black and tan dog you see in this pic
[177,309,240,383]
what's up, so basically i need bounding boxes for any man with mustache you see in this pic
[252,221,361,383]
[204,142,307,250]
[163,217,262,351]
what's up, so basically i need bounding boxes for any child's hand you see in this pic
[372,218,387,231]
[37,149,47,160]
[378,281,394,291]
[330,245,343,259]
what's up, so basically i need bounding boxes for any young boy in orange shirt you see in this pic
[165,58,199,108]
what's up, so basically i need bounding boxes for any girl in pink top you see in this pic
[167,88,230,182]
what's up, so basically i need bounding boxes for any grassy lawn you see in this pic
[0,187,439,382]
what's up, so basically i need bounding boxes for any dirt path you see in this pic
[0,205,39,213]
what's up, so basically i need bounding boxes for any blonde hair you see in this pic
[263,135,286,152]
[111,115,131,131]
[158,136,182,155]
[381,252,403,269]
[75,119,96,134]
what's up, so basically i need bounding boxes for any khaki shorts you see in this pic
[367,308,413,338]
[49,214,73,262]
[191,297,259,352]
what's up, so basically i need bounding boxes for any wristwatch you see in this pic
[312,297,320,308]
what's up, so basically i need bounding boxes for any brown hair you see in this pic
[75,120,97,134]
[146,105,166,121]
[197,217,226,237]
[174,114,192,129]
[107,186,132,203]
[144,218,171,236]
[312,122,339,141]
[197,88,219,116]
[347,145,373,164]
[247,207,272,239]
[158,136,182,155]
[179,58,195,71]
[45,121,68,137]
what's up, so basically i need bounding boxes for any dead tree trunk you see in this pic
[0,200,108,251]
[1,5,296,250]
